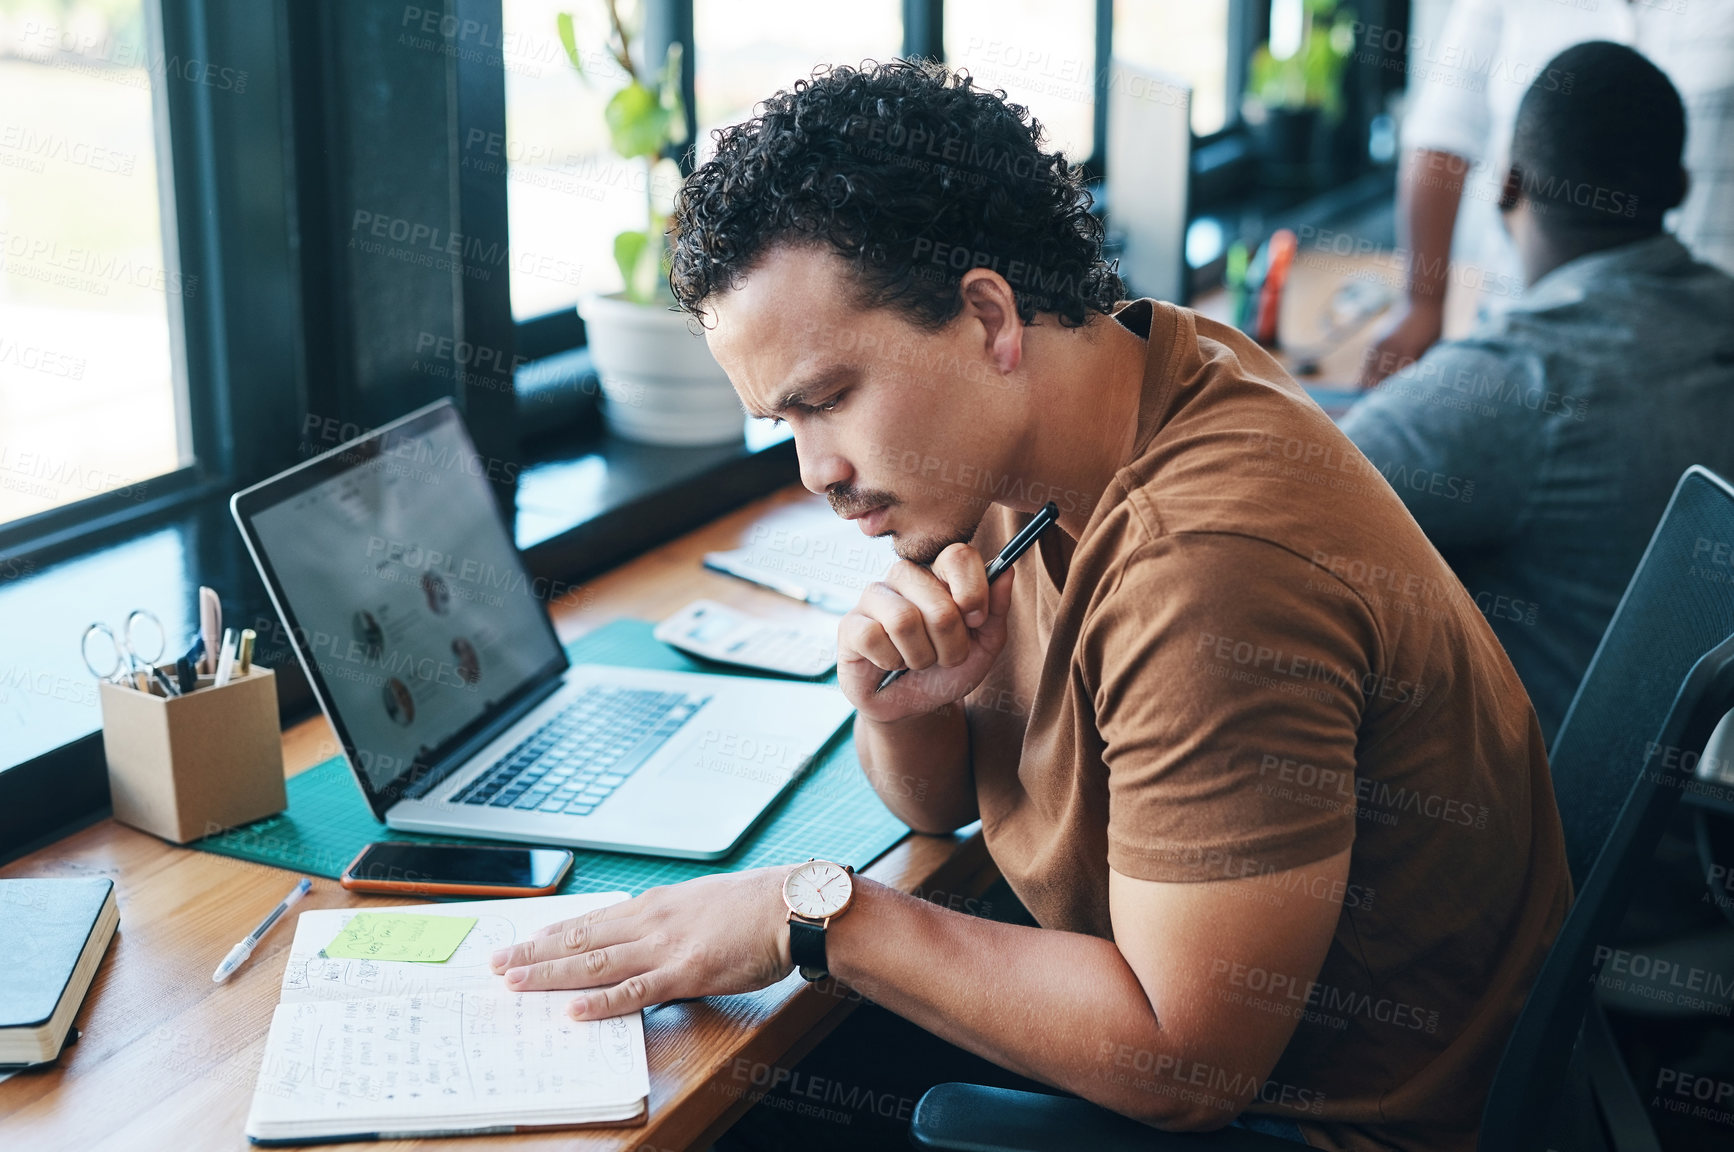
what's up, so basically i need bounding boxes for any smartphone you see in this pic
[340,841,574,898]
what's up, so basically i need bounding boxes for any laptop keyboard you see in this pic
[451,686,708,816]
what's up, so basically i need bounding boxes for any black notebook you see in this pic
[0,877,119,1069]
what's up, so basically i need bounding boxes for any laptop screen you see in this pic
[249,410,564,796]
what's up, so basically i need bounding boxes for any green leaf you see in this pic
[556,12,583,77]
[659,43,688,148]
[606,81,671,159]
[614,229,653,305]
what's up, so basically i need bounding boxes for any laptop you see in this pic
[231,399,855,860]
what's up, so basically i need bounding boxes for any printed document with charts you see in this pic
[244,893,648,1144]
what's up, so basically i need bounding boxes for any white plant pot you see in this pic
[579,293,744,446]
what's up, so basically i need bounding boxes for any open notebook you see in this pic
[244,892,649,1145]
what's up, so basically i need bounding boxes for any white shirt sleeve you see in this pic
[1400,0,1507,163]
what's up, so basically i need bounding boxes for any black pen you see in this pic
[874,501,1060,693]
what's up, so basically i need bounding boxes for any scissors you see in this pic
[82,610,179,696]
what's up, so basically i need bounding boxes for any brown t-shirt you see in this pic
[964,299,1572,1152]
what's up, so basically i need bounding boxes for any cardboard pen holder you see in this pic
[98,666,287,844]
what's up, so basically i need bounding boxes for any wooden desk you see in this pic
[0,485,999,1152]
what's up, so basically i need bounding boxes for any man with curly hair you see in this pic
[489,61,1571,1151]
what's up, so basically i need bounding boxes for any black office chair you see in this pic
[911,466,1734,1152]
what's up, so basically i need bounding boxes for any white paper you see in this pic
[247,892,649,1139]
[703,502,897,614]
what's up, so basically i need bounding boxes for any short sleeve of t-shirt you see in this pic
[1400,0,1503,162]
[1082,530,1375,883]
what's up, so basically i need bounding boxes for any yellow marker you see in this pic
[238,628,256,675]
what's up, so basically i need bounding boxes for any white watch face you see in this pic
[783,860,852,919]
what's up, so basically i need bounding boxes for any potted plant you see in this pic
[1244,0,1356,188]
[558,0,743,446]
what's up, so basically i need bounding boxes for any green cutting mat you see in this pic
[192,619,906,896]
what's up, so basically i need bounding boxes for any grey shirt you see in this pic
[1340,235,1734,742]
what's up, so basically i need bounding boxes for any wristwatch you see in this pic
[783,859,855,981]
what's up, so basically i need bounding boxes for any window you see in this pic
[1112,0,1234,137]
[0,0,188,529]
[497,0,1273,354]
[945,0,1097,163]
[693,0,901,160]
[501,0,651,320]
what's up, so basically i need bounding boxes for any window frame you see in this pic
[503,0,1264,365]
[507,0,939,360]
[506,0,700,362]
[0,0,306,858]
[0,0,305,567]
[505,0,1388,364]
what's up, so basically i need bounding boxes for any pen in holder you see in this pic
[98,666,287,844]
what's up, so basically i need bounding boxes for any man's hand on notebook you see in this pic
[488,868,796,1017]
[837,543,1015,722]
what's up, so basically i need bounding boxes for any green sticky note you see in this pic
[320,913,477,963]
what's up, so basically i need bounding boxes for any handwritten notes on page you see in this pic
[244,893,649,1142]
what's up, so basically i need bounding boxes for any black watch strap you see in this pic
[789,918,828,981]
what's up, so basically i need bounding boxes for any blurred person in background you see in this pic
[1360,0,1734,387]
[1343,42,1734,745]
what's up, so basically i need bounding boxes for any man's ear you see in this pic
[958,269,1024,376]
[1498,165,1523,213]
[1669,164,1690,212]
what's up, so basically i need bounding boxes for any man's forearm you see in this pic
[824,879,1232,1130]
[1400,148,1467,306]
[853,703,979,833]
